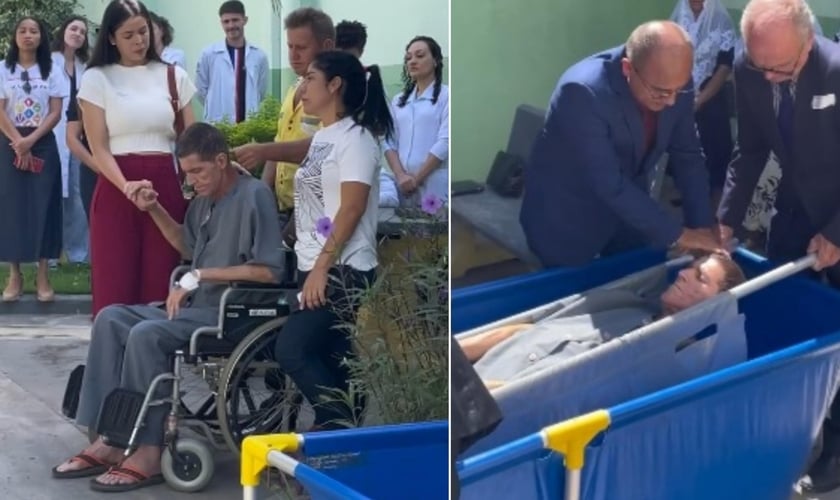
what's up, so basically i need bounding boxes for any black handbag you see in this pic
[486,150,524,197]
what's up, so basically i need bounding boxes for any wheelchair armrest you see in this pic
[227,281,289,290]
[219,282,295,310]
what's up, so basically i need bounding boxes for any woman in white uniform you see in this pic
[385,35,449,209]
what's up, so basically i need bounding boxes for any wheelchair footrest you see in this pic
[95,388,146,450]
[61,365,85,419]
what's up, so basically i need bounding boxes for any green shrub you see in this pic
[214,96,280,179]
[321,203,449,428]
[0,0,83,55]
[214,95,281,148]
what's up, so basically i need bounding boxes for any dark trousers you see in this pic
[274,266,375,429]
[89,154,186,317]
[695,82,733,190]
[767,197,840,466]
[79,162,97,222]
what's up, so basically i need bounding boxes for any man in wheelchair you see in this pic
[460,252,746,389]
[52,123,285,492]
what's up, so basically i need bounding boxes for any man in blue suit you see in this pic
[717,0,840,493]
[521,21,723,268]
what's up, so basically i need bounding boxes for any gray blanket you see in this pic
[472,285,664,382]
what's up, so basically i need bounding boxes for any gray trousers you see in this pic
[75,304,217,446]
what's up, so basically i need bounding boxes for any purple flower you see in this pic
[421,193,444,215]
[316,216,334,238]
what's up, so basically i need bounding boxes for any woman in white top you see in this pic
[274,50,394,430]
[76,0,196,317]
[385,35,449,208]
[51,15,91,265]
[0,16,66,302]
[149,11,186,70]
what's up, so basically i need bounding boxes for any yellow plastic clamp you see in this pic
[240,433,301,487]
[542,409,611,470]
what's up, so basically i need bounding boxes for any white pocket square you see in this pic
[812,93,836,110]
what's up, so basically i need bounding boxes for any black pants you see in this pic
[79,163,97,222]
[766,200,840,286]
[767,198,840,465]
[274,265,375,429]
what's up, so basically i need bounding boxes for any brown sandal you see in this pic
[36,278,54,302]
[89,464,164,492]
[51,453,110,479]
[2,273,22,302]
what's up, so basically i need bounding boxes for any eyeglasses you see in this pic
[631,64,692,100]
[21,70,30,94]
[745,41,806,77]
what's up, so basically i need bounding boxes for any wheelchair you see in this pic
[60,250,310,492]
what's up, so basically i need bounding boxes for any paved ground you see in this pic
[0,315,287,499]
[6,313,840,499]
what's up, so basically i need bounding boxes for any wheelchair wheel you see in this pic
[217,316,306,455]
[161,437,214,492]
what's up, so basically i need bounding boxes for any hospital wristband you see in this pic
[178,270,201,291]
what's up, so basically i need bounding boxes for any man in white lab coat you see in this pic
[195,0,269,124]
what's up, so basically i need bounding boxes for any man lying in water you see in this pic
[460,251,746,389]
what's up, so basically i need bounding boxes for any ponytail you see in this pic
[312,50,395,141]
[353,65,394,141]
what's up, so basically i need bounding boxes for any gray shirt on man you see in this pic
[183,174,285,309]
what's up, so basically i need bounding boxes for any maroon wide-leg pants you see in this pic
[89,154,186,317]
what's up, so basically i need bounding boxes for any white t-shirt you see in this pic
[0,63,65,127]
[294,117,381,272]
[76,61,195,155]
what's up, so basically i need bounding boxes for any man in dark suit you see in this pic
[520,21,723,268]
[718,0,840,493]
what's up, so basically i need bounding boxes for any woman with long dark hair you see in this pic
[0,16,65,302]
[77,0,195,317]
[51,15,91,265]
[274,49,393,430]
[385,35,449,208]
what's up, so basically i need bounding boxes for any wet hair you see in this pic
[149,11,174,47]
[51,15,90,63]
[693,252,747,292]
[336,20,367,54]
[311,50,394,140]
[625,20,692,70]
[176,122,229,161]
[397,35,444,108]
[219,0,245,17]
[284,7,335,45]
[5,16,53,78]
[87,0,162,69]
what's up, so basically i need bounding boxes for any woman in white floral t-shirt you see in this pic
[0,16,65,302]
[275,50,394,430]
